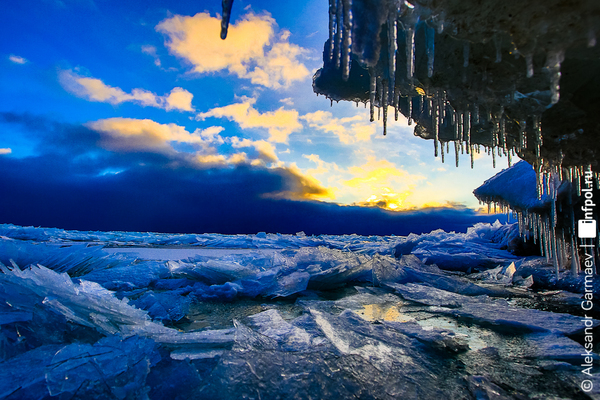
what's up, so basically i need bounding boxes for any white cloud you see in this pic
[279,97,294,106]
[8,55,27,64]
[196,97,301,143]
[59,70,194,112]
[301,110,376,144]
[302,153,339,176]
[165,87,194,111]
[156,12,310,89]
[0,148,12,155]
[230,137,278,163]
[141,45,161,67]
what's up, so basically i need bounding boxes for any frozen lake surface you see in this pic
[102,247,280,260]
[0,222,598,399]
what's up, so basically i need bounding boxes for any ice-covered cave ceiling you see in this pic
[222,0,600,196]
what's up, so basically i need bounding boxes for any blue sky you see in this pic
[0,0,509,234]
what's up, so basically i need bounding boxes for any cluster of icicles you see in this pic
[323,0,599,276]
[480,166,600,276]
[400,91,540,169]
[324,0,595,157]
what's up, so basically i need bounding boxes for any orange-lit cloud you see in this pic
[230,137,278,163]
[197,97,301,143]
[60,70,194,112]
[156,12,309,89]
[301,110,376,144]
[85,117,287,170]
[0,148,12,155]
[264,164,335,201]
[86,118,223,156]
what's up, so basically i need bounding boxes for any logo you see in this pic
[578,220,597,238]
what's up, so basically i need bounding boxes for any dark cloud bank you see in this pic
[0,113,504,235]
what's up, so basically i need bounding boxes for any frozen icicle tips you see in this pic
[220,0,234,40]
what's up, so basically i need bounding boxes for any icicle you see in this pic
[220,0,235,40]
[463,42,470,68]
[526,54,534,78]
[536,162,543,199]
[465,111,471,152]
[518,121,525,150]
[439,91,446,121]
[498,107,505,144]
[426,25,435,77]
[533,114,542,160]
[335,0,343,69]
[369,69,376,122]
[492,149,496,168]
[494,34,502,63]
[441,140,445,163]
[533,214,538,244]
[454,141,459,167]
[454,112,462,139]
[388,10,397,92]
[433,97,439,158]
[545,50,564,104]
[407,97,412,124]
[437,93,444,139]
[570,235,578,276]
[573,168,580,196]
[405,26,416,79]
[470,144,474,169]
[341,0,353,81]
[433,12,442,34]
[376,76,382,121]
[328,0,336,61]
[382,80,388,136]
[551,196,557,228]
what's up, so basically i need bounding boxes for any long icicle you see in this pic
[341,0,353,81]
[369,68,376,122]
[335,0,343,69]
[328,0,336,62]
[220,0,235,40]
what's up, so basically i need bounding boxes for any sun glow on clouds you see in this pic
[85,117,330,200]
[60,70,194,112]
[196,97,302,144]
[301,153,429,211]
[264,164,335,201]
[0,148,12,155]
[156,12,310,89]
